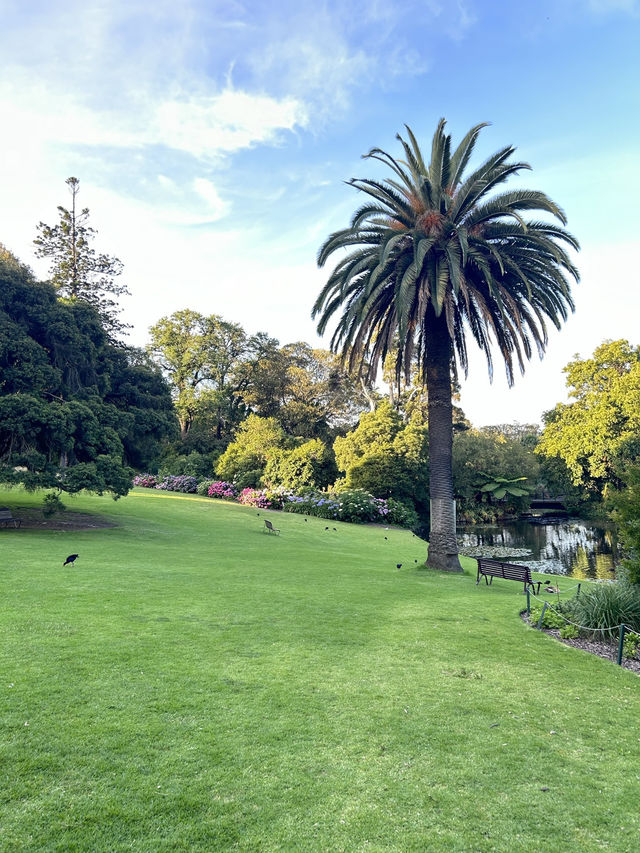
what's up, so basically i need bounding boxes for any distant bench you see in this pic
[0,508,21,529]
[476,558,540,594]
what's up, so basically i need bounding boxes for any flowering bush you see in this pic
[137,470,418,529]
[133,474,157,488]
[238,488,272,508]
[155,474,198,493]
[333,489,381,523]
[207,481,237,500]
[282,491,341,519]
[385,498,419,529]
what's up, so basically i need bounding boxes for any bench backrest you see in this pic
[477,558,532,582]
[0,509,14,520]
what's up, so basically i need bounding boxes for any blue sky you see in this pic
[1,0,639,425]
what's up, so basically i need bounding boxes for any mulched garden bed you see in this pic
[523,614,640,674]
[2,507,117,531]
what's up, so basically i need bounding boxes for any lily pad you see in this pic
[458,545,533,559]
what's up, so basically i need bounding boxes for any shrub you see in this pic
[530,600,575,630]
[334,489,381,524]
[386,498,419,529]
[571,582,640,636]
[155,475,198,493]
[133,474,157,488]
[238,488,272,509]
[157,452,214,479]
[42,491,66,517]
[622,631,640,659]
[196,479,216,496]
[234,469,263,490]
[559,624,579,639]
[207,481,237,500]
[282,491,341,519]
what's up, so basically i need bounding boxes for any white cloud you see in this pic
[153,89,307,158]
[192,178,229,220]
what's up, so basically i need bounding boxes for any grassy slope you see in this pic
[0,488,638,852]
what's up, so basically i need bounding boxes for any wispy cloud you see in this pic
[153,89,307,159]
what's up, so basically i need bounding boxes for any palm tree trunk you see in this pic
[425,307,463,572]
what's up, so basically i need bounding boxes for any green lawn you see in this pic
[1,488,638,852]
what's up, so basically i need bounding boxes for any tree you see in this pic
[610,464,640,584]
[313,120,578,570]
[34,177,129,339]
[0,246,175,497]
[451,429,540,522]
[148,310,250,441]
[333,401,430,512]
[237,342,368,439]
[536,339,640,497]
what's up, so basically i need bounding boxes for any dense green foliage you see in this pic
[313,119,578,571]
[148,312,368,450]
[537,340,640,497]
[263,438,337,492]
[610,464,640,584]
[453,430,539,522]
[333,401,429,513]
[0,246,176,498]
[1,488,638,852]
[215,415,289,487]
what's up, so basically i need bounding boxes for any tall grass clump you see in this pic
[572,582,640,636]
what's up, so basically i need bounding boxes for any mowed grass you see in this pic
[0,489,638,852]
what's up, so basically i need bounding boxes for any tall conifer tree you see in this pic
[34,177,129,339]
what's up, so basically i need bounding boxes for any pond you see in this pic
[457,518,619,579]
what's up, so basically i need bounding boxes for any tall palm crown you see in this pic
[313,120,579,571]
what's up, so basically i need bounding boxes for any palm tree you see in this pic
[312,120,579,571]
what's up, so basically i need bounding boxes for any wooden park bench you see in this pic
[263,519,280,535]
[476,558,540,594]
[0,508,22,528]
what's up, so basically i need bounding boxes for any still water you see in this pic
[457,518,618,579]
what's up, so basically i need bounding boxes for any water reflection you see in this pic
[457,519,618,578]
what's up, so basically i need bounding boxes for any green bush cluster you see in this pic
[622,632,640,659]
[530,581,640,640]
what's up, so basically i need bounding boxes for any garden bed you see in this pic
[523,613,640,674]
[1,507,117,531]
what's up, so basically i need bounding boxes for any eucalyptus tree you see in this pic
[313,120,579,571]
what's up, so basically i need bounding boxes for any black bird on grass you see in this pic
[63,554,79,566]
[396,564,402,570]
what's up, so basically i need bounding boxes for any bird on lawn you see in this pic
[384,536,388,540]
[396,564,402,570]
[325,526,329,530]
[63,554,79,566]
